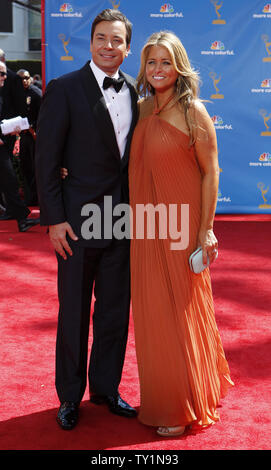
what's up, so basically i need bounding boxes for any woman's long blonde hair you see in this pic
[137,31,200,143]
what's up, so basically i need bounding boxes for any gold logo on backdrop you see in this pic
[211,0,226,24]
[209,72,224,99]
[259,109,271,136]
[110,0,120,9]
[262,35,271,62]
[258,182,271,208]
[59,34,74,61]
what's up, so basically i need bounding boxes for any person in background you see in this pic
[0,48,28,220]
[0,49,27,119]
[32,74,42,90]
[0,60,39,232]
[17,69,42,205]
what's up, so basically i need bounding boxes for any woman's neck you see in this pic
[154,89,176,111]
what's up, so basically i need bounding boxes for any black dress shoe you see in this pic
[17,217,40,232]
[56,402,79,430]
[90,393,137,418]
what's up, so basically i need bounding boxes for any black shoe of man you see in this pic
[56,402,79,430]
[17,217,40,232]
[90,392,137,418]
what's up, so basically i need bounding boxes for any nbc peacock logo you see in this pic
[263,3,271,12]
[211,41,225,50]
[260,152,271,162]
[261,78,271,88]
[160,3,174,13]
[211,115,223,125]
[60,3,73,12]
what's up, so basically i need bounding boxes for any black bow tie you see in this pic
[103,76,125,93]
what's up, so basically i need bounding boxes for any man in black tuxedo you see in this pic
[35,9,138,430]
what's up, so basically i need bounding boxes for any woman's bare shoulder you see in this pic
[190,99,211,121]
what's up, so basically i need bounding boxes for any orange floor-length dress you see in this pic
[129,101,234,428]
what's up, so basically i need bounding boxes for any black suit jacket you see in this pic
[1,68,27,119]
[35,61,138,247]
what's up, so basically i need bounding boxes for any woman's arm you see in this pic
[193,100,219,265]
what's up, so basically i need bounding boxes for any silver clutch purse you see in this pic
[189,247,218,274]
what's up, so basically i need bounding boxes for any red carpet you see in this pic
[0,211,270,452]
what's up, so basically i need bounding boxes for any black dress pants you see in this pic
[55,237,131,403]
[0,144,30,220]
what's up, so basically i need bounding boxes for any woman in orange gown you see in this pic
[129,31,233,437]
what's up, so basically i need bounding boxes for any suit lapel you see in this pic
[119,71,139,168]
[79,62,120,161]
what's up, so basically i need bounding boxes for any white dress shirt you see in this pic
[90,61,132,158]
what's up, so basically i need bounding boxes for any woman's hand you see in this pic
[60,167,68,179]
[198,228,218,266]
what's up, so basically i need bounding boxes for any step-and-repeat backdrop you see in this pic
[42,0,271,213]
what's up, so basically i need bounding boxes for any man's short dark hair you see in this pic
[91,9,132,46]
